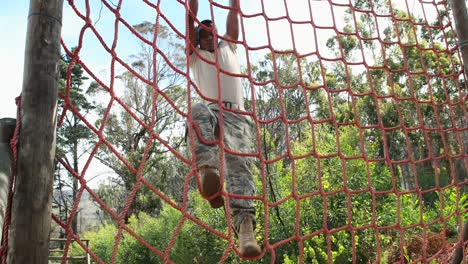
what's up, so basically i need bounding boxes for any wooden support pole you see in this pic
[452,217,468,264]
[449,1,468,263]
[0,118,16,241]
[449,0,468,77]
[7,1,63,263]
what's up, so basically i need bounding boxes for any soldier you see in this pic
[186,0,261,258]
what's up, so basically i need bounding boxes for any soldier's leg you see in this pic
[225,152,256,231]
[190,103,220,168]
[222,111,261,257]
[190,103,223,207]
[222,111,257,231]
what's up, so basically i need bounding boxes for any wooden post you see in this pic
[0,118,16,240]
[452,217,468,264]
[449,1,468,263]
[449,0,468,77]
[7,1,63,263]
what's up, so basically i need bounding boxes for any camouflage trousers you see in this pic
[190,103,256,232]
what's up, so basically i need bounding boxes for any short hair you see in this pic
[196,19,213,44]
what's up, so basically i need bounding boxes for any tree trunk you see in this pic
[7,0,63,263]
[451,217,468,264]
[449,0,468,77]
[449,2,468,262]
[72,139,78,234]
[0,118,16,241]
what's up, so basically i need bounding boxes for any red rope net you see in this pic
[2,0,468,263]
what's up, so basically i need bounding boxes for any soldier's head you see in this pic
[197,19,216,52]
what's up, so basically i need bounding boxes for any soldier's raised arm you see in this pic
[226,0,239,41]
[187,0,199,54]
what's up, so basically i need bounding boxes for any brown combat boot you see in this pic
[199,166,224,208]
[238,216,261,258]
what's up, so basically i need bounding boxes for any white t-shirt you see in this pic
[190,37,244,110]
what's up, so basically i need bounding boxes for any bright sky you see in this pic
[0,0,348,118]
[0,0,337,187]
[1,2,28,119]
[0,0,440,187]
[0,0,328,189]
[0,0,439,119]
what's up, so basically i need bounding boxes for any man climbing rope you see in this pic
[186,0,262,258]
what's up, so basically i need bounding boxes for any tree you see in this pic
[89,21,189,223]
[243,1,468,262]
[320,1,467,261]
[54,48,96,235]
[325,0,466,198]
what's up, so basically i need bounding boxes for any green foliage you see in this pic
[57,1,467,262]
[428,189,468,234]
[56,49,95,156]
[87,20,189,222]
[70,224,117,263]
[54,48,97,234]
[76,198,241,263]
